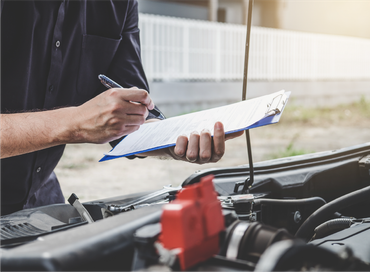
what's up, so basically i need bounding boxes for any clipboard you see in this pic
[100,90,290,162]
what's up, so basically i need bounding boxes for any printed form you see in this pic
[101,90,289,161]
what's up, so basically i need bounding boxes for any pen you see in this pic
[98,74,162,118]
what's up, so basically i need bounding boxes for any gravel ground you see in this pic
[55,118,370,202]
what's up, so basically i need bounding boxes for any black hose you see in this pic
[313,218,353,240]
[253,197,326,207]
[295,185,370,241]
[255,241,370,271]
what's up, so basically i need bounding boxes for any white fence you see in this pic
[139,13,370,81]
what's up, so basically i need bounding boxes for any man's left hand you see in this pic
[168,121,243,164]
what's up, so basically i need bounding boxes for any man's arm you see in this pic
[0,87,153,159]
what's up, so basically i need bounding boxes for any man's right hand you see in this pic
[71,87,154,144]
[0,87,154,158]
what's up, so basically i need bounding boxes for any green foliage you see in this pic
[269,134,312,159]
[280,96,370,126]
[270,142,311,159]
[357,95,370,117]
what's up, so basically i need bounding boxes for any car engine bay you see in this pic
[1,143,370,271]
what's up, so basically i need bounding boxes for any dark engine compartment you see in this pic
[1,143,370,271]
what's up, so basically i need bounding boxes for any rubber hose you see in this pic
[295,185,370,241]
[313,218,352,240]
[253,197,326,207]
[255,240,370,271]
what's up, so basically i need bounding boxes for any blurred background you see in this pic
[55,0,370,202]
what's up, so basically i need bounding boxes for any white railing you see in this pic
[139,13,370,81]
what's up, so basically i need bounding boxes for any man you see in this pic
[0,0,242,215]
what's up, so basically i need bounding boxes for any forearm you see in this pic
[0,108,78,158]
[1,88,155,159]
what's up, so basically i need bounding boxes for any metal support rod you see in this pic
[242,0,255,193]
[208,0,218,22]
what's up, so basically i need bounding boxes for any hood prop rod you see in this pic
[241,0,255,194]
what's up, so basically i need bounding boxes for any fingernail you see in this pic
[186,156,197,163]
[215,122,223,130]
[148,101,154,110]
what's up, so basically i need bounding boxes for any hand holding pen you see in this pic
[98,74,163,118]
[65,74,159,145]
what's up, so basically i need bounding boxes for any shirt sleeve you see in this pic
[103,0,164,120]
[0,0,5,19]
[107,1,164,153]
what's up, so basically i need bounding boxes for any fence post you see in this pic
[183,23,189,79]
[215,25,221,81]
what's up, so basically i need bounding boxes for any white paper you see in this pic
[103,90,286,159]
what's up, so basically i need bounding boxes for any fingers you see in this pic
[120,113,147,126]
[186,132,200,162]
[211,122,225,162]
[110,87,155,111]
[105,87,153,126]
[173,135,188,158]
[187,122,226,163]
[174,124,224,164]
[122,101,149,118]
[171,122,240,164]
[198,129,212,163]
[75,87,156,144]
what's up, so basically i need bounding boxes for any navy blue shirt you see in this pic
[1,0,157,215]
